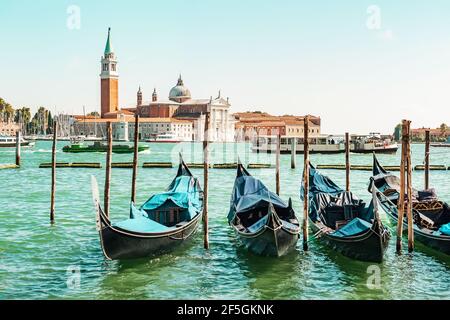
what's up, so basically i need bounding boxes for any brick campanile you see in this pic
[100,28,119,118]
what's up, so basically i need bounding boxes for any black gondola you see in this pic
[301,164,390,262]
[228,163,300,257]
[91,159,203,260]
[371,155,450,255]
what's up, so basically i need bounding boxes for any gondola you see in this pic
[371,155,450,255]
[91,159,203,260]
[228,163,300,257]
[301,164,390,262]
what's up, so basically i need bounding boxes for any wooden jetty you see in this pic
[40,162,101,168]
[316,164,447,171]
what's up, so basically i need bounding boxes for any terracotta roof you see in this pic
[76,117,191,124]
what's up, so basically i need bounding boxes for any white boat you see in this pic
[252,133,398,154]
[252,135,345,154]
[0,134,35,148]
[351,134,398,154]
[146,133,186,143]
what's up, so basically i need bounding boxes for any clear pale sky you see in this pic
[1,0,449,134]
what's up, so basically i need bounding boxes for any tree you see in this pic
[393,123,402,141]
[0,97,15,123]
[88,111,100,117]
[14,107,32,134]
[440,123,448,137]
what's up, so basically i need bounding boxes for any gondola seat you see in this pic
[331,218,372,237]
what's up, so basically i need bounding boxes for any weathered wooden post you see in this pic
[131,114,139,203]
[396,120,407,253]
[15,130,21,166]
[50,122,57,224]
[291,137,296,169]
[276,131,281,196]
[405,121,414,252]
[303,115,310,251]
[203,111,210,249]
[345,132,350,192]
[424,129,430,190]
[104,122,112,218]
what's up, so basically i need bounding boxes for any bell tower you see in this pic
[137,86,142,107]
[100,27,119,118]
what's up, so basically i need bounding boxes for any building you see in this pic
[72,116,193,141]
[72,28,235,142]
[411,127,450,142]
[133,76,235,142]
[234,112,321,141]
[0,121,19,136]
[100,28,119,118]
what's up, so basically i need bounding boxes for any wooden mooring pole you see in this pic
[345,132,350,192]
[424,129,430,190]
[405,121,414,252]
[50,122,57,224]
[276,132,281,196]
[396,119,407,253]
[104,122,112,218]
[203,112,210,249]
[15,130,21,166]
[303,116,310,251]
[291,137,297,169]
[131,114,139,204]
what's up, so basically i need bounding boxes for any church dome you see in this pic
[169,75,191,101]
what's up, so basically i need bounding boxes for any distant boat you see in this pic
[0,134,35,148]
[431,143,450,148]
[146,133,186,143]
[63,138,149,154]
[371,155,450,256]
[301,163,390,262]
[228,162,300,257]
[252,134,398,154]
[91,158,203,260]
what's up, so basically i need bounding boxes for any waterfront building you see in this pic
[0,120,19,136]
[72,116,193,141]
[72,28,235,142]
[411,126,450,142]
[234,112,321,141]
[133,76,235,142]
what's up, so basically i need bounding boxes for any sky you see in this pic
[0,0,449,134]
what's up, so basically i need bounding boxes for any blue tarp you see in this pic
[111,166,203,234]
[228,173,288,223]
[141,175,202,220]
[331,218,372,237]
[439,223,450,236]
[300,164,375,237]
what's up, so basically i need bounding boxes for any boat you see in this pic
[431,143,450,148]
[91,158,203,260]
[63,138,149,154]
[0,134,35,148]
[146,133,185,143]
[252,133,398,154]
[351,134,398,154]
[228,162,300,257]
[251,135,345,154]
[301,163,390,262]
[371,155,450,255]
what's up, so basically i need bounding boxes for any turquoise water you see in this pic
[0,142,449,300]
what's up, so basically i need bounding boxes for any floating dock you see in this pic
[316,164,447,171]
[142,162,173,168]
[0,164,20,170]
[39,162,102,168]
